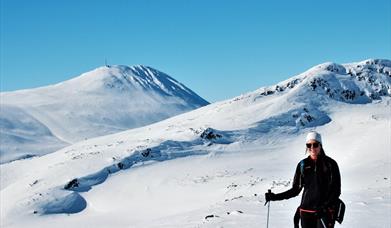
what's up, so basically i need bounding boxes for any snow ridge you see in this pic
[248,58,391,104]
[0,65,209,163]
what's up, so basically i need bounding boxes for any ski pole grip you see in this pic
[264,189,272,206]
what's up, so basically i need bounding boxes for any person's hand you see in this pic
[265,191,276,203]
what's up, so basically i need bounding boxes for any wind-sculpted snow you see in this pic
[0,106,69,163]
[38,107,333,215]
[62,140,208,193]
[39,132,234,214]
[246,106,332,136]
[36,190,87,214]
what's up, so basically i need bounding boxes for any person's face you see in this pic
[306,139,321,159]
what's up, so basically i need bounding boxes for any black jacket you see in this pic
[274,154,341,210]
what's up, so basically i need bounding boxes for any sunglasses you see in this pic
[306,142,320,148]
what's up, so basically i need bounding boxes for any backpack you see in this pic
[299,159,345,224]
[334,198,346,224]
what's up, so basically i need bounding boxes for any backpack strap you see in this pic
[300,159,305,176]
[298,159,305,189]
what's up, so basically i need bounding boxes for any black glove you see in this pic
[265,191,276,203]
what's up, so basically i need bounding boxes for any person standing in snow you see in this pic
[265,131,341,228]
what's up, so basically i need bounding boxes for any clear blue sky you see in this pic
[1,0,390,102]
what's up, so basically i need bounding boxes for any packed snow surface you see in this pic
[0,59,390,227]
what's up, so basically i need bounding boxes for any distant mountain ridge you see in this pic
[0,59,390,227]
[0,65,209,163]
[57,65,207,105]
[1,59,390,165]
[251,59,391,103]
[221,58,391,131]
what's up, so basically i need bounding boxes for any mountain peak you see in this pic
[1,65,209,162]
[310,62,347,74]
[238,59,391,107]
[301,59,391,77]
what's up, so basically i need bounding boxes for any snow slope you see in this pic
[0,105,69,164]
[0,59,390,227]
[0,65,209,163]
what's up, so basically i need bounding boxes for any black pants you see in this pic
[300,211,335,228]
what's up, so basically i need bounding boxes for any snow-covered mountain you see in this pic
[0,59,390,228]
[0,65,209,163]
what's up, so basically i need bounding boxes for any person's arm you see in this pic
[266,163,303,202]
[274,163,304,200]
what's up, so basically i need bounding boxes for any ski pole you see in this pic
[266,189,271,228]
[320,218,327,228]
